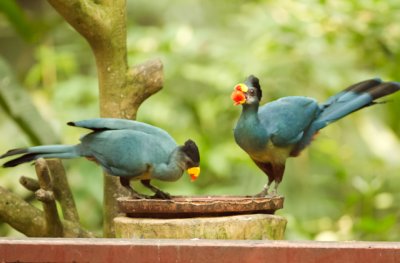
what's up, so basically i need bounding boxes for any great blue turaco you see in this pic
[231,75,400,197]
[0,118,200,199]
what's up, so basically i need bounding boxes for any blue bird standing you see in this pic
[1,118,200,199]
[231,75,400,197]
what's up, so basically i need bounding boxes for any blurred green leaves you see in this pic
[0,58,59,145]
[1,0,400,240]
[0,0,35,42]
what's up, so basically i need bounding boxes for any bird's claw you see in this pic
[128,190,151,200]
[252,189,279,198]
[151,190,172,200]
[269,189,278,197]
[253,189,269,198]
[252,182,280,198]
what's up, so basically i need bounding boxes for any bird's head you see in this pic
[231,75,262,106]
[181,139,200,182]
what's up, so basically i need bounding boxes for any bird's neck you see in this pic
[241,103,260,119]
[234,102,269,153]
[151,148,185,182]
[238,103,262,130]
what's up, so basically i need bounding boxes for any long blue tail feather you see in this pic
[291,79,400,156]
[318,80,400,125]
[1,145,78,167]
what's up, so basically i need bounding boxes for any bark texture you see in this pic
[47,0,163,237]
[0,185,93,237]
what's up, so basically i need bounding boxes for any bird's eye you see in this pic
[249,89,255,95]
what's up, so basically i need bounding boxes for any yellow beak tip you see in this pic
[187,167,200,181]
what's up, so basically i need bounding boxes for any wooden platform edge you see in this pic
[0,238,400,263]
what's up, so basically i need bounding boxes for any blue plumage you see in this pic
[1,118,200,199]
[232,75,400,196]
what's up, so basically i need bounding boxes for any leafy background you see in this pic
[0,0,400,240]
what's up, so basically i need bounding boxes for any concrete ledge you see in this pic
[114,214,287,240]
[0,238,400,263]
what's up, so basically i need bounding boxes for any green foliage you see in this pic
[1,0,400,240]
[0,0,35,41]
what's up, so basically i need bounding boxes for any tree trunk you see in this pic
[47,0,163,237]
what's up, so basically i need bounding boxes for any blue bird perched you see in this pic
[1,118,200,199]
[231,75,400,197]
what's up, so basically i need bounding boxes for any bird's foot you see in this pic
[128,190,151,200]
[252,188,279,198]
[269,189,278,197]
[265,191,278,198]
[268,182,280,197]
[253,189,269,198]
[151,190,172,200]
[251,181,280,198]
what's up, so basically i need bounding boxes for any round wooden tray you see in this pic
[118,195,284,218]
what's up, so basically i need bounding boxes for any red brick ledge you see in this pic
[0,238,399,263]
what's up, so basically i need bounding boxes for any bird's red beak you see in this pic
[231,84,248,105]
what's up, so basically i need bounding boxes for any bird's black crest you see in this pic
[246,75,262,100]
[182,139,200,164]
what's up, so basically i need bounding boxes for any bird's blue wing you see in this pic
[69,118,175,143]
[259,96,321,146]
[79,129,177,178]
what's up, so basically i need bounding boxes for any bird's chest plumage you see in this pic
[234,121,266,153]
[235,129,290,163]
[250,141,291,164]
[234,110,291,164]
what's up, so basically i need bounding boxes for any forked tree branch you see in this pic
[47,160,80,224]
[35,158,64,237]
[46,0,163,237]
[0,185,94,237]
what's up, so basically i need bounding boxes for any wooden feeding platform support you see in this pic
[114,196,286,240]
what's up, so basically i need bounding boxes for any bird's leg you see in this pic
[253,178,273,197]
[269,181,280,197]
[119,177,150,199]
[141,179,172,200]
[253,183,269,197]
